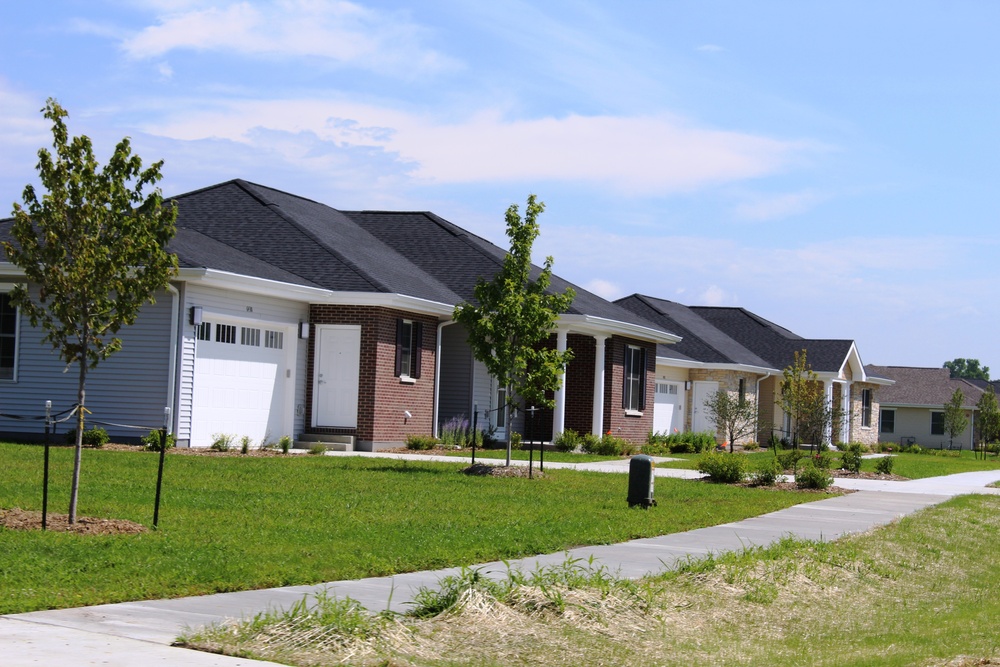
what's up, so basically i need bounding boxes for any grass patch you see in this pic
[864,450,1000,479]
[442,448,623,464]
[0,442,827,614]
[184,495,1000,666]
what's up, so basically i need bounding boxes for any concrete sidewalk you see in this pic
[5,458,1000,666]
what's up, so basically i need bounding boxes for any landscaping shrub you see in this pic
[875,456,895,475]
[581,432,635,456]
[141,429,175,452]
[900,443,922,454]
[308,443,327,455]
[696,451,747,483]
[278,435,292,454]
[240,435,252,455]
[210,433,234,451]
[840,449,863,474]
[795,462,833,489]
[65,426,110,448]
[777,449,805,473]
[742,441,761,451]
[748,456,783,486]
[439,415,486,448]
[987,443,1000,455]
[553,429,581,453]
[405,435,438,451]
[647,430,716,454]
[811,452,834,470]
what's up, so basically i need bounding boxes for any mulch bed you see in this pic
[829,470,908,481]
[462,463,546,478]
[0,507,147,535]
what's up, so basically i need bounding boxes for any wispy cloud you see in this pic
[733,190,827,221]
[697,44,724,53]
[120,1,459,77]
[140,98,819,195]
[0,81,49,186]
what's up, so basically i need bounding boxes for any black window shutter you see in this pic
[639,347,648,410]
[394,319,403,377]
[413,321,423,378]
[622,341,629,410]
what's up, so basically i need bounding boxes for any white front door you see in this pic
[653,381,684,434]
[691,381,719,433]
[313,325,361,427]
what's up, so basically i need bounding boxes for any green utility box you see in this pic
[627,455,656,508]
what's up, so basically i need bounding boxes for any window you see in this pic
[495,386,507,429]
[241,327,261,347]
[861,388,873,428]
[394,319,422,379]
[623,344,646,412]
[264,330,284,349]
[195,322,212,341]
[879,409,895,434]
[216,323,237,344]
[931,411,945,436]
[738,378,746,406]
[0,293,17,380]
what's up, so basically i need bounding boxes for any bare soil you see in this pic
[0,507,147,535]
[462,463,546,478]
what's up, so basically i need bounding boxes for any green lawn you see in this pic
[0,442,831,614]
[442,447,622,463]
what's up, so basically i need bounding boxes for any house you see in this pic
[0,180,678,449]
[864,365,981,449]
[616,294,891,447]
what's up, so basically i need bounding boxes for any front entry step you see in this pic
[295,433,355,452]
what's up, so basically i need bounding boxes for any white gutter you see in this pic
[555,313,680,344]
[433,320,454,438]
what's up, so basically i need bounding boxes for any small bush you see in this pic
[141,429,176,452]
[240,435,253,455]
[405,435,438,450]
[308,443,327,455]
[647,430,716,454]
[742,441,761,451]
[874,455,895,475]
[796,462,833,489]
[641,441,671,456]
[840,449,863,474]
[811,452,834,470]
[987,443,1000,455]
[777,449,805,473]
[65,426,110,448]
[510,432,523,450]
[210,433,234,451]
[900,443,922,454]
[278,435,292,454]
[748,457,783,486]
[696,451,747,484]
[553,429,581,453]
[581,432,634,456]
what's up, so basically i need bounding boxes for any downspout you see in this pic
[165,284,180,435]
[433,320,454,438]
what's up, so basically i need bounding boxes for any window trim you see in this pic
[394,318,422,380]
[622,344,647,413]
[0,290,20,383]
[879,408,895,434]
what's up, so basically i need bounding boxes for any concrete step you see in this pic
[295,433,354,452]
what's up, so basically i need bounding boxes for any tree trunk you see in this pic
[504,389,512,467]
[68,367,86,524]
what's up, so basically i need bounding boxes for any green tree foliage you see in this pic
[3,99,177,522]
[703,387,757,452]
[943,358,990,381]
[975,387,1000,457]
[778,350,840,446]
[943,388,970,447]
[453,195,574,465]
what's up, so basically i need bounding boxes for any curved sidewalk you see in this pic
[4,460,1000,666]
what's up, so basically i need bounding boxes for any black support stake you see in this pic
[153,407,170,530]
[42,400,52,531]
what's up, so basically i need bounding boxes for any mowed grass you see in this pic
[442,447,620,463]
[0,442,829,614]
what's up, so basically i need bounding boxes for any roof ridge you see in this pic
[236,182,390,294]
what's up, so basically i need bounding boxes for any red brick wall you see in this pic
[604,336,655,443]
[564,334,595,435]
[307,305,437,448]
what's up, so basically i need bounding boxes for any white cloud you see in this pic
[141,99,819,195]
[697,44,724,53]
[583,279,621,300]
[699,285,730,305]
[120,1,459,77]
[0,82,49,187]
[733,190,826,221]
[157,62,174,80]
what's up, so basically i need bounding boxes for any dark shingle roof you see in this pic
[617,294,858,373]
[865,365,983,408]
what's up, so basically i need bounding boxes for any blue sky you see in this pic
[1,1,997,371]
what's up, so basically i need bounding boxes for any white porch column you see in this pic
[840,382,851,443]
[552,329,568,440]
[823,379,834,444]
[592,335,608,436]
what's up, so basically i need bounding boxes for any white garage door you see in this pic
[191,320,292,447]
[653,381,684,435]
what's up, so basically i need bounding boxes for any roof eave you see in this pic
[557,313,681,344]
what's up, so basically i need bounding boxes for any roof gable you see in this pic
[865,365,984,407]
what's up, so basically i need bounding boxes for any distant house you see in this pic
[864,365,982,449]
[1,180,677,449]
[616,294,891,447]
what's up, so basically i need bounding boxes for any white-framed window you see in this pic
[0,292,18,381]
[264,330,284,349]
[931,411,945,436]
[216,323,237,344]
[879,408,895,434]
[861,388,873,428]
[241,327,261,347]
[623,344,646,412]
[495,386,507,430]
[395,319,422,379]
[195,321,212,341]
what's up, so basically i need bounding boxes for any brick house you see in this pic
[616,294,891,447]
[1,180,676,449]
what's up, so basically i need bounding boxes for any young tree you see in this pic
[975,386,1000,458]
[943,358,990,381]
[943,388,970,448]
[703,387,757,452]
[453,195,574,466]
[778,350,839,447]
[3,99,177,523]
